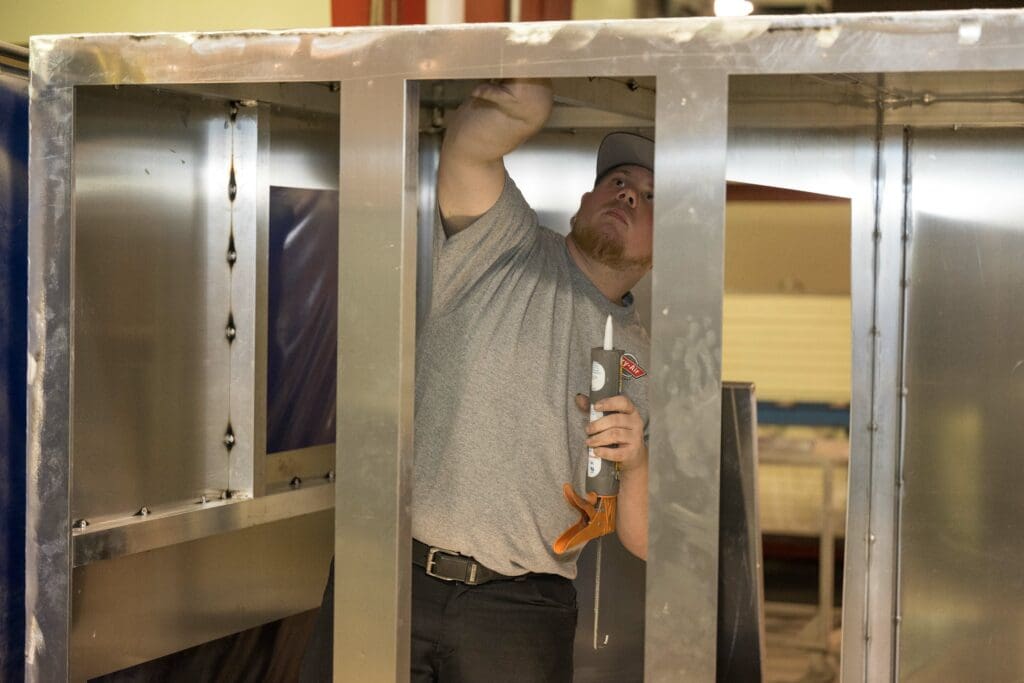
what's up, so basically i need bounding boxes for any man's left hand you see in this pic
[584,394,648,473]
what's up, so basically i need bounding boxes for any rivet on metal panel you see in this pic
[229,102,239,120]
[136,506,150,516]
[326,470,335,482]
[199,495,208,504]
[228,166,237,201]
[290,476,302,488]
[901,387,909,397]
[226,314,237,342]
[330,82,340,92]
[224,426,236,450]
[227,235,237,266]
[869,421,879,432]
[869,533,876,543]
[870,326,880,337]
[627,78,639,92]
[74,519,89,530]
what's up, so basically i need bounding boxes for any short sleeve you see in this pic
[429,174,540,315]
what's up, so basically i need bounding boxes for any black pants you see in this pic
[300,559,578,683]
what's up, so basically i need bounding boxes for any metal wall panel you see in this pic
[72,87,239,521]
[70,510,332,681]
[58,87,340,680]
[898,127,1024,682]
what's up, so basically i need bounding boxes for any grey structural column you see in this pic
[645,67,729,683]
[25,39,74,682]
[334,78,419,681]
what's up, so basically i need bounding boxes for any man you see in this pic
[410,78,653,682]
[302,78,654,682]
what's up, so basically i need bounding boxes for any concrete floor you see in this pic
[764,602,842,683]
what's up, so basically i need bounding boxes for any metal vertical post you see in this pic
[334,78,419,682]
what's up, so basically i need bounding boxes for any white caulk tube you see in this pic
[587,315,623,497]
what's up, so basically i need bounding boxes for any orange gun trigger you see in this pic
[552,483,617,554]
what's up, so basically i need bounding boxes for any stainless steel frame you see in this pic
[28,12,1024,682]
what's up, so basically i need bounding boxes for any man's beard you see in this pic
[570,217,651,271]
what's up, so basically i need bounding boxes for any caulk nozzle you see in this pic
[603,315,614,351]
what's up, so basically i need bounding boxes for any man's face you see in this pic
[570,164,654,271]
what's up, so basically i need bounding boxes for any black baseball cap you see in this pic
[596,132,655,181]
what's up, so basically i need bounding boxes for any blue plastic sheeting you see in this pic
[757,401,850,428]
[0,69,29,681]
[266,186,339,454]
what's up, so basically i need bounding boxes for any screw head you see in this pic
[225,325,236,341]
[137,506,150,516]
[224,432,236,448]
[326,470,336,482]
[74,519,89,529]
[227,249,237,264]
[290,476,302,488]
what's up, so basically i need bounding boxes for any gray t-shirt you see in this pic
[412,174,650,579]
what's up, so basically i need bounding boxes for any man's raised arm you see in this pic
[438,78,552,236]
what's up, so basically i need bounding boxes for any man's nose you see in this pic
[617,187,637,207]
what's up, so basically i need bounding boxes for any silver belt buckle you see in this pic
[425,546,458,581]
[425,546,479,584]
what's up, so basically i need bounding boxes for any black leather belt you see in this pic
[413,539,522,586]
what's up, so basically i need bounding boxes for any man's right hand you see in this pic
[438,78,553,235]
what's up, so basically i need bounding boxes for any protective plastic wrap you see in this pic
[0,68,28,682]
[266,186,339,454]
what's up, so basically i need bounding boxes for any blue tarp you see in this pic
[266,186,339,454]
[0,67,29,681]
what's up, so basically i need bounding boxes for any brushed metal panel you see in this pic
[334,79,417,682]
[30,14,1024,91]
[268,104,340,191]
[70,510,333,681]
[646,68,727,683]
[72,481,333,567]
[26,77,74,682]
[842,119,900,683]
[228,103,259,496]
[853,126,910,683]
[72,86,235,522]
[898,127,1024,682]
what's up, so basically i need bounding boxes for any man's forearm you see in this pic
[437,79,552,234]
[616,449,649,560]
